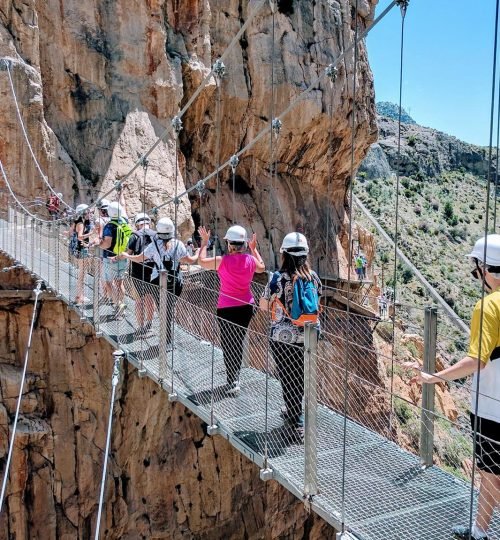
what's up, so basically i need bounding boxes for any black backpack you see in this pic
[130,229,156,280]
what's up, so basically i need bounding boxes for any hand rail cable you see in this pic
[94,350,122,540]
[148,0,398,217]
[0,280,43,512]
[469,0,500,534]
[139,158,150,373]
[340,0,361,532]
[388,0,409,442]
[2,60,73,211]
[0,0,267,224]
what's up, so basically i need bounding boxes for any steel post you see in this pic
[304,322,319,498]
[30,218,35,271]
[93,258,101,335]
[158,270,168,383]
[54,222,60,293]
[420,306,437,467]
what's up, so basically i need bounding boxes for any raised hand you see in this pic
[198,226,211,245]
[248,232,257,251]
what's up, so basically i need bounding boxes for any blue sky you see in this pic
[367,0,497,146]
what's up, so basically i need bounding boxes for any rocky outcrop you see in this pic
[360,112,491,179]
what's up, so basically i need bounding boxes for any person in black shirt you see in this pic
[127,213,156,335]
[72,204,92,305]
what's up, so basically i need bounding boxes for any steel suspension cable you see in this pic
[94,350,122,540]
[0,280,43,512]
[493,64,500,231]
[469,0,500,533]
[388,0,409,441]
[340,0,359,532]
[209,61,225,429]
[2,60,72,211]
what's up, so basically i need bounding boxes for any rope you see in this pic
[340,0,359,531]
[94,350,122,540]
[2,60,72,211]
[0,280,43,512]
[388,0,408,440]
[469,0,500,532]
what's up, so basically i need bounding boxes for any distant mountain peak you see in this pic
[376,101,416,125]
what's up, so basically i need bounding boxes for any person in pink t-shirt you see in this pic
[198,224,265,394]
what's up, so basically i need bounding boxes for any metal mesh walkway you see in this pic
[1,208,499,540]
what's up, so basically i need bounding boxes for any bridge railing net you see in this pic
[1,207,499,540]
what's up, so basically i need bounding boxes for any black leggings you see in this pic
[216,304,254,385]
[270,340,304,423]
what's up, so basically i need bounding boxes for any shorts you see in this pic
[470,413,500,475]
[102,258,128,282]
[75,248,89,260]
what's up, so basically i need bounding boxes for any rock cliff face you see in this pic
[0,0,378,269]
[359,113,491,180]
[0,0,379,536]
[0,257,336,539]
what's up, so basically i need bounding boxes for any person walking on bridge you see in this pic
[410,234,500,540]
[260,232,322,438]
[120,217,199,347]
[70,204,93,305]
[198,225,265,395]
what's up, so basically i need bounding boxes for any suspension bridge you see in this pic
[1,0,500,538]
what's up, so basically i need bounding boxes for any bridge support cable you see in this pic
[170,116,183,399]
[388,0,409,445]
[94,350,123,540]
[0,280,44,512]
[1,59,73,212]
[207,59,225,434]
[493,70,500,231]
[340,0,360,533]
[469,0,500,535]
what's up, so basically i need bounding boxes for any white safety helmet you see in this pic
[280,232,309,256]
[156,217,175,240]
[223,225,247,243]
[107,201,124,219]
[75,203,89,214]
[467,234,500,267]
[56,192,63,198]
[98,198,110,210]
[134,212,151,226]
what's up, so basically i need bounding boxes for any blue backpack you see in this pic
[270,272,320,326]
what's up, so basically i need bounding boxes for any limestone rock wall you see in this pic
[0,0,378,268]
[0,262,336,539]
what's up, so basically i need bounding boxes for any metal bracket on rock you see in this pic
[259,467,273,481]
[171,116,183,135]
[229,155,239,173]
[207,424,219,436]
[271,118,282,138]
[212,58,226,79]
[325,64,338,83]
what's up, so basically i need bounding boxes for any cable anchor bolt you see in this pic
[207,424,219,436]
[196,181,206,195]
[212,58,226,79]
[173,196,180,206]
[271,118,282,138]
[114,180,123,193]
[229,155,239,173]
[268,0,277,13]
[151,207,159,217]
[259,467,273,481]
[395,0,409,16]
[171,116,183,135]
[112,349,124,387]
[140,156,149,169]
[325,64,338,83]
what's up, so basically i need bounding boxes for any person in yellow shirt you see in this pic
[411,234,500,540]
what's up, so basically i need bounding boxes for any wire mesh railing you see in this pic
[1,206,499,540]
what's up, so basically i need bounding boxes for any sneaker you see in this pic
[280,406,304,428]
[114,303,127,319]
[225,381,241,396]
[452,525,489,540]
